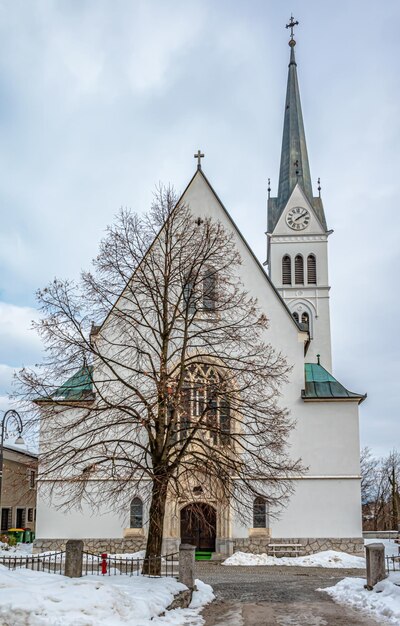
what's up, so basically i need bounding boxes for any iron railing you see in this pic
[0,550,179,578]
[0,551,65,574]
[82,551,179,578]
[386,555,400,573]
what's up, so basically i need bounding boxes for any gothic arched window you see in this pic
[307,254,317,284]
[253,497,267,528]
[130,497,143,528]
[282,255,291,285]
[292,312,299,323]
[301,312,309,330]
[179,364,230,445]
[295,255,304,285]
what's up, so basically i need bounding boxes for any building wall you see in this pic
[1,449,37,532]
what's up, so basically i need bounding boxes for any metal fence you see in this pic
[0,551,65,575]
[386,555,400,573]
[82,551,179,578]
[0,550,179,578]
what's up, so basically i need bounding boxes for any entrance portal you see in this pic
[180,503,217,551]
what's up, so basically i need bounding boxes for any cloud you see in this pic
[0,302,42,367]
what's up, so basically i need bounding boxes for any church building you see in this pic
[34,22,366,557]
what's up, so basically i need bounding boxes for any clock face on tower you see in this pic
[286,207,310,230]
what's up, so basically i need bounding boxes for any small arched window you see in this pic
[295,255,304,285]
[301,312,309,330]
[292,312,299,323]
[282,256,291,285]
[203,269,217,310]
[253,497,267,528]
[130,497,143,529]
[307,254,317,284]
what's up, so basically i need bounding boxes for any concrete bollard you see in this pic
[179,543,196,589]
[65,539,84,578]
[365,542,387,590]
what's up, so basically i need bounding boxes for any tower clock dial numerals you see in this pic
[286,207,310,230]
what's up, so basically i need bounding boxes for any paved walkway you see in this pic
[195,562,380,626]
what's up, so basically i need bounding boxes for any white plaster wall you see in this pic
[36,488,127,538]
[273,478,362,537]
[289,400,361,475]
[231,478,362,539]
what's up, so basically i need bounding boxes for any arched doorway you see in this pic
[180,503,216,552]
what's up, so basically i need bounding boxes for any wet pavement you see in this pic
[195,562,380,625]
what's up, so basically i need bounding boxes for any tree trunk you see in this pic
[142,472,169,575]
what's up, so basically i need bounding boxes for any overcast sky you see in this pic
[0,0,398,458]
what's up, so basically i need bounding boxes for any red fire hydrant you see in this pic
[101,553,108,575]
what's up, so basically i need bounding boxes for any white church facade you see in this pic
[34,28,366,557]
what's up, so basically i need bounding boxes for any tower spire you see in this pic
[277,17,313,210]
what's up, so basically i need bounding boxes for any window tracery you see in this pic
[179,364,230,445]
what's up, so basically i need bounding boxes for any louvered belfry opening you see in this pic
[295,255,304,285]
[292,312,299,323]
[307,254,317,284]
[282,255,291,285]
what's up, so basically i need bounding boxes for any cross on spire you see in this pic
[194,149,204,169]
[286,14,299,45]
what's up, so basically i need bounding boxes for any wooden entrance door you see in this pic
[180,503,216,551]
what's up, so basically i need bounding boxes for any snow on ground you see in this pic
[322,572,400,625]
[0,566,214,626]
[222,550,366,568]
[0,542,33,556]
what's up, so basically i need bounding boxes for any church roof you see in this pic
[268,39,328,233]
[37,365,95,403]
[302,362,366,403]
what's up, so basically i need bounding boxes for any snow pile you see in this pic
[108,550,146,559]
[0,566,214,626]
[223,549,366,568]
[323,573,400,625]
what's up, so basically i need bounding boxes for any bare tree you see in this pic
[19,186,302,573]
[361,447,400,531]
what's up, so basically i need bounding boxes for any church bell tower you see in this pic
[267,17,332,370]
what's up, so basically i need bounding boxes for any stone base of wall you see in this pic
[233,537,365,556]
[33,538,147,554]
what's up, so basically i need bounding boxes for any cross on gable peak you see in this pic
[194,149,205,169]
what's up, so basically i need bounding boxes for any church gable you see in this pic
[180,168,301,338]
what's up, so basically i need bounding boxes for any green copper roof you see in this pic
[302,363,366,403]
[268,42,328,233]
[53,365,94,400]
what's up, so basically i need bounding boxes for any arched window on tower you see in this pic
[292,312,299,323]
[301,312,309,331]
[295,255,304,285]
[282,255,291,285]
[130,497,143,528]
[307,254,317,284]
[253,497,267,528]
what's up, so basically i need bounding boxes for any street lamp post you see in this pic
[0,410,25,525]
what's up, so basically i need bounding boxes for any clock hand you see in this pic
[294,211,307,222]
